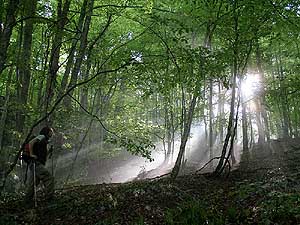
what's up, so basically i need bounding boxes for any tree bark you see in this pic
[45,0,71,115]
[80,56,92,111]
[241,93,249,161]
[64,0,94,109]
[164,100,172,163]
[276,55,290,138]
[255,98,265,144]
[218,82,225,144]
[0,0,20,75]
[214,2,238,174]
[171,95,198,179]
[214,68,237,174]
[0,66,13,150]
[208,78,214,167]
[255,41,270,141]
[59,0,88,99]
[16,0,37,132]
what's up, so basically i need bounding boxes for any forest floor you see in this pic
[1,138,300,225]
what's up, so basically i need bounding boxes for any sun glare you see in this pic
[240,73,261,101]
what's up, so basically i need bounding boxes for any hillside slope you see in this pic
[1,138,300,225]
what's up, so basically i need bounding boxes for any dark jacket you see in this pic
[32,135,49,165]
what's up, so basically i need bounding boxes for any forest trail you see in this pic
[1,138,300,224]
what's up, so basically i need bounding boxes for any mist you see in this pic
[50,122,242,187]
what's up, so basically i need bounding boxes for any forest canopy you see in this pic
[0,0,300,189]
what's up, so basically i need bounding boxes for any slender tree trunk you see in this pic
[36,28,50,110]
[204,22,216,158]
[0,0,20,75]
[164,101,172,163]
[255,41,270,141]
[224,102,239,173]
[171,19,217,178]
[45,0,71,115]
[218,82,225,145]
[241,93,249,161]
[214,68,237,174]
[0,0,4,21]
[214,3,239,174]
[0,66,13,149]
[261,101,270,140]
[250,115,254,148]
[80,14,115,111]
[170,102,175,163]
[16,0,37,132]
[216,82,225,165]
[65,0,94,109]
[208,79,214,167]
[59,0,88,99]
[80,59,91,111]
[171,95,198,179]
[276,55,290,138]
[294,98,299,137]
[202,77,208,147]
[255,99,265,144]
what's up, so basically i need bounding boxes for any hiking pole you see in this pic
[50,145,54,176]
[52,156,54,176]
[33,160,37,207]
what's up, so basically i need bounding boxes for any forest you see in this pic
[1,0,300,224]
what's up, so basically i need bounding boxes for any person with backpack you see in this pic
[24,126,55,205]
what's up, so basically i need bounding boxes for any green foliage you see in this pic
[256,192,300,224]
[0,214,17,225]
[133,216,146,225]
[1,0,300,196]
[107,135,155,161]
[94,217,118,225]
[165,200,225,225]
[165,180,300,225]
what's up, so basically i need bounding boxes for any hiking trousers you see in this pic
[24,160,54,202]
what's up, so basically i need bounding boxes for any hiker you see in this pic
[24,126,55,204]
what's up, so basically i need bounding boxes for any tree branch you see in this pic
[67,93,120,138]
[0,61,132,193]
[268,0,300,29]
[92,4,175,14]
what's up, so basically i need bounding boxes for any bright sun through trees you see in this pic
[241,72,261,102]
[1,1,300,223]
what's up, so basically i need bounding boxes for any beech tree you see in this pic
[0,0,300,189]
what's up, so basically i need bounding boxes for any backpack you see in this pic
[20,136,36,163]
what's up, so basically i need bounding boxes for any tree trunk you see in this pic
[0,66,13,150]
[250,116,254,148]
[59,0,88,100]
[16,0,37,132]
[255,99,265,144]
[80,60,91,111]
[214,1,239,174]
[241,93,249,161]
[64,0,94,109]
[255,41,270,141]
[208,79,214,167]
[0,0,20,75]
[218,82,225,144]
[171,95,198,179]
[214,68,237,174]
[45,0,71,115]
[294,98,299,137]
[164,101,172,163]
[276,55,290,138]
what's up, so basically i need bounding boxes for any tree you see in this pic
[0,0,20,75]
[16,0,38,132]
